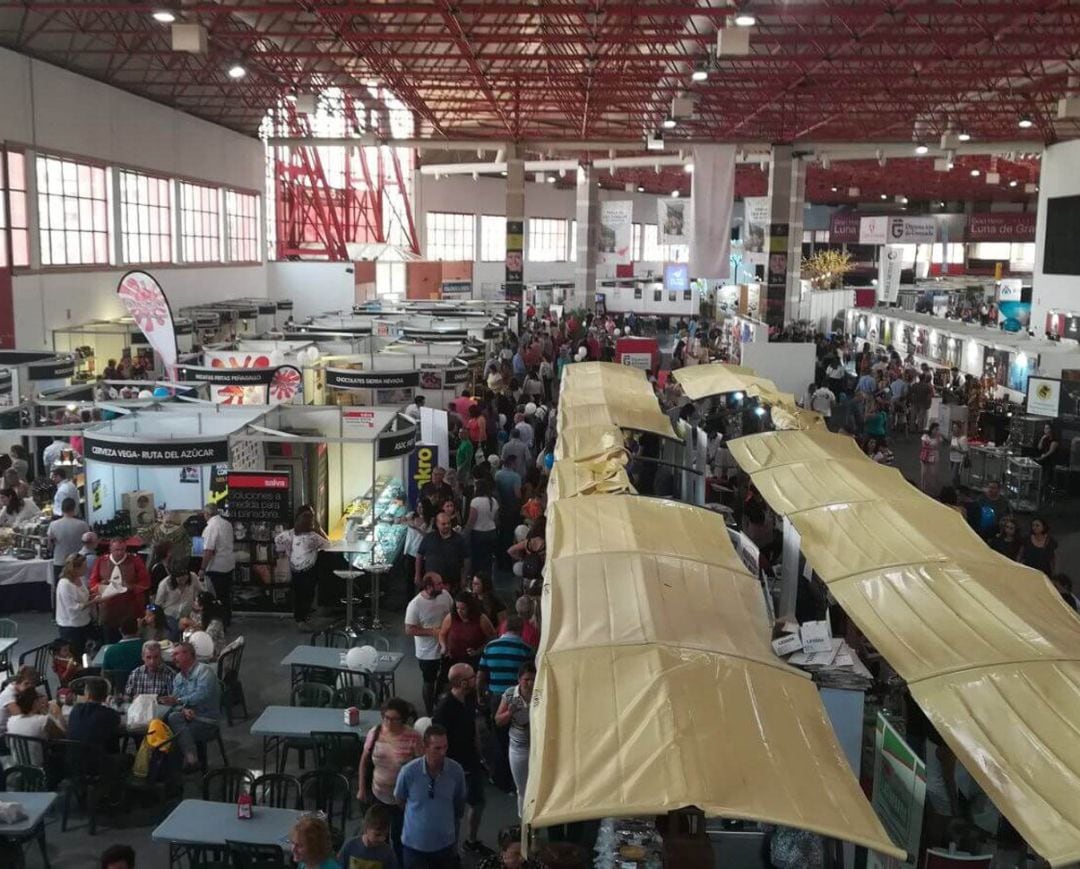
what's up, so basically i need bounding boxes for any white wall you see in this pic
[267,262,356,319]
[1033,139,1080,330]
[0,49,268,348]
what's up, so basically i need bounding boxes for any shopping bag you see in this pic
[126,693,158,730]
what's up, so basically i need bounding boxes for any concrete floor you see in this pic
[4,569,523,868]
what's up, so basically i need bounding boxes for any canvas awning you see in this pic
[525,495,904,858]
[729,428,1080,866]
[547,455,634,501]
[673,363,777,400]
[558,362,678,444]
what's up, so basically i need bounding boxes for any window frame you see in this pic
[177,180,223,264]
[224,188,260,264]
[425,211,475,261]
[527,217,569,263]
[0,148,30,269]
[117,168,174,266]
[35,152,112,268]
[479,214,506,263]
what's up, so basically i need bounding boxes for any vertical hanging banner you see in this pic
[764,224,789,332]
[877,246,903,304]
[742,196,771,266]
[657,198,690,246]
[690,144,736,279]
[597,200,633,265]
[116,271,178,379]
[505,219,524,301]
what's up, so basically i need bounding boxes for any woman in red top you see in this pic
[438,591,495,674]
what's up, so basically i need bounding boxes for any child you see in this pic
[338,804,399,869]
[51,639,81,689]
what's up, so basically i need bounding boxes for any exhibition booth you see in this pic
[52,316,197,381]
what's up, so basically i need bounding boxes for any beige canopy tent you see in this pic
[525,493,904,857]
[673,362,825,431]
[558,362,678,446]
[729,428,1080,866]
[546,454,634,501]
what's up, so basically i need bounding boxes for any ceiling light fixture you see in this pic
[1018,114,1034,129]
[970,168,981,177]
[546,176,556,184]
[691,62,709,83]
[152,10,176,23]
[671,190,681,198]
[914,143,929,155]
[831,186,838,192]
[637,185,645,193]
[662,116,677,129]
[227,63,247,79]
[734,12,757,26]
[957,130,972,142]
[880,193,888,200]
[1009,179,1019,187]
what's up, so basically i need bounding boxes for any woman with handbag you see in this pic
[357,696,420,865]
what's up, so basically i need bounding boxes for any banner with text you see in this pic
[877,245,903,303]
[598,200,633,265]
[966,212,1037,242]
[226,470,292,525]
[742,196,771,265]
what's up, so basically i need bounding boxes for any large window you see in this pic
[119,170,172,264]
[632,223,643,261]
[528,217,568,262]
[225,190,260,263]
[36,154,110,266]
[178,181,221,263]
[1,151,30,268]
[426,212,474,260]
[642,224,661,261]
[479,215,505,262]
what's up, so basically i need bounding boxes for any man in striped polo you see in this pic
[477,615,534,717]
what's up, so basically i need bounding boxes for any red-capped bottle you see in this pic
[237,791,253,820]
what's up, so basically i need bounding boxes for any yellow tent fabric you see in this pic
[526,495,904,858]
[558,363,678,444]
[547,456,634,501]
[552,423,626,462]
[673,363,777,400]
[730,428,1080,866]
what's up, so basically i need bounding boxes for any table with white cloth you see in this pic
[250,704,380,772]
[152,799,303,869]
[0,557,53,613]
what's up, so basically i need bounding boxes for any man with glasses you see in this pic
[433,663,491,857]
[394,724,466,868]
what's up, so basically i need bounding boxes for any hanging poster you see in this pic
[742,196,770,265]
[505,219,524,301]
[598,200,633,265]
[877,246,903,304]
[1027,377,1061,417]
[116,270,179,379]
[868,713,925,869]
[1007,353,1036,393]
[658,198,690,246]
[764,223,789,332]
[997,279,1031,333]
[408,443,437,509]
[226,470,292,525]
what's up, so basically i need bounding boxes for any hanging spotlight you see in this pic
[1009,179,1019,188]
[970,168,981,177]
[152,10,176,23]
[671,190,681,198]
[662,116,677,129]
[227,63,247,79]
[637,185,645,193]
[1018,114,1034,129]
[914,143,929,155]
[957,130,972,142]
[734,12,757,26]
[830,186,838,192]
[691,61,709,83]
[683,163,694,173]
[284,91,298,103]
[880,193,888,200]
[546,175,556,184]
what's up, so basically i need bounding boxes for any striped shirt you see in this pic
[478,633,534,696]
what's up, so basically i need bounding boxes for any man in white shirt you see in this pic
[51,468,79,518]
[404,571,453,716]
[405,394,426,420]
[200,503,235,627]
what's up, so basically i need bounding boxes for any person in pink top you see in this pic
[358,696,422,864]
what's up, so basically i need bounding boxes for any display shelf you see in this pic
[342,477,407,569]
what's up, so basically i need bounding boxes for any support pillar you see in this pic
[574,164,600,310]
[764,145,806,334]
[504,144,525,302]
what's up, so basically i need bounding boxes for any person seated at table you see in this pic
[99,843,136,869]
[154,554,206,638]
[67,676,121,754]
[140,605,169,643]
[6,685,65,766]
[158,640,220,772]
[180,591,228,659]
[51,638,82,689]
[339,803,399,869]
[124,641,174,702]
[0,665,40,738]
[101,616,145,683]
[290,813,342,869]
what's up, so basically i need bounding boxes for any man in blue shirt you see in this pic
[394,724,465,868]
[477,617,534,716]
[158,640,220,771]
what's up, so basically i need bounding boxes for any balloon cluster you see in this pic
[297,346,320,366]
[345,645,379,671]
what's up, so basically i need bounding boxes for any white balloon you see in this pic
[137,389,153,399]
[346,645,377,670]
[188,631,214,659]
[413,716,432,737]
[512,561,524,578]
[514,524,529,542]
